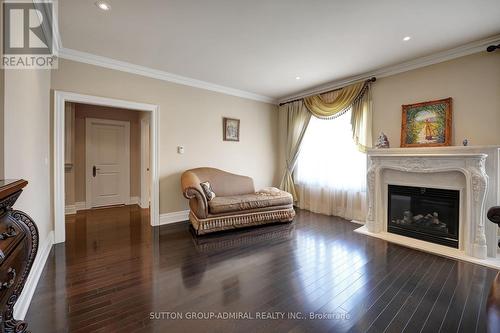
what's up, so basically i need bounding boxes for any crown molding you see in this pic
[56,32,499,106]
[57,48,277,104]
[278,34,500,104]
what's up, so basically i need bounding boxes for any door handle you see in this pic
[92,166,100,177]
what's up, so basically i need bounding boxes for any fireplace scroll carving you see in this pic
[366,153,489,259]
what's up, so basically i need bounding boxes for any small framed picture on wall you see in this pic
[223,117,240,141]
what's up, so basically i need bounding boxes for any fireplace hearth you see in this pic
[388,185,459,248]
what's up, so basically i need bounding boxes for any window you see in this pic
[295,109,367,220]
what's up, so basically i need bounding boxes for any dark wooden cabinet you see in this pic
[0,180,38,333]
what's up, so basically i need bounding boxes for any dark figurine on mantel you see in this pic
[0,180,39,333]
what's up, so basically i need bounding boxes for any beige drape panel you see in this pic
[278,101,311,202]
[303,81,373,152]
[351,84,373,152]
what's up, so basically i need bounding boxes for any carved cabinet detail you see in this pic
[0,180,38,333]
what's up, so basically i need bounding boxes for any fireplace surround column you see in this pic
[470,158,488,259]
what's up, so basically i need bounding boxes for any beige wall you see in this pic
[372,52,500,147]
[4,69,52,249]
[52,52,500,215]
[65,103,143,204]
[52,59,279,213]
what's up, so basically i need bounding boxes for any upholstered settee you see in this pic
[181,168,295,235]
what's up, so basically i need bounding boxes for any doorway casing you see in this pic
[54,91,160,244]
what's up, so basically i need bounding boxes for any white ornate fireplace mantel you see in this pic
[365,152,489,260]
[355,146,500,268]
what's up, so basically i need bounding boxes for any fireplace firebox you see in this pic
[388,185,459,248]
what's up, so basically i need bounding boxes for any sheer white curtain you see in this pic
[295,109,367,221]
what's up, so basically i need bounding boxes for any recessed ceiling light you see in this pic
[403,36,411,41]
[295,76,301,80]
[95,1,111,11]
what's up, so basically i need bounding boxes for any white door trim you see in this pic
[140,117,150,209]
[54,91,160,244]
[85,118,131,209]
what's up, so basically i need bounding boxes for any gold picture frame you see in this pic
[400,98,452,147]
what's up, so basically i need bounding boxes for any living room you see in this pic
[1,1,500,332]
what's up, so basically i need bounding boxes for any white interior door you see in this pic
[86,118,130,208]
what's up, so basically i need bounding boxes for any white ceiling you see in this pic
[59,0,500,100]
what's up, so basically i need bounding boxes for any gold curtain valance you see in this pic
[303,82,366,119]
[301,80,373,152]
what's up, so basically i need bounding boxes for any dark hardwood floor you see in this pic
[25,206,499,332]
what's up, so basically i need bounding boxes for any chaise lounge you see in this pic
[181,167,295,235]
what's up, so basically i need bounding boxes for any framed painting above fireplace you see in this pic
[400,98,452,147]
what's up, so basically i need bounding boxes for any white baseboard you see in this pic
[65,201,87,215]
[159,210,190,225]
[65,205,76,215]
[129,196,140,205]
[67,198,145,213]
[75,201,86,211]
[14,230,54,320]
[139,197,150,209]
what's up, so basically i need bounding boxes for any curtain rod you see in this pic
[278,77,376,106]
